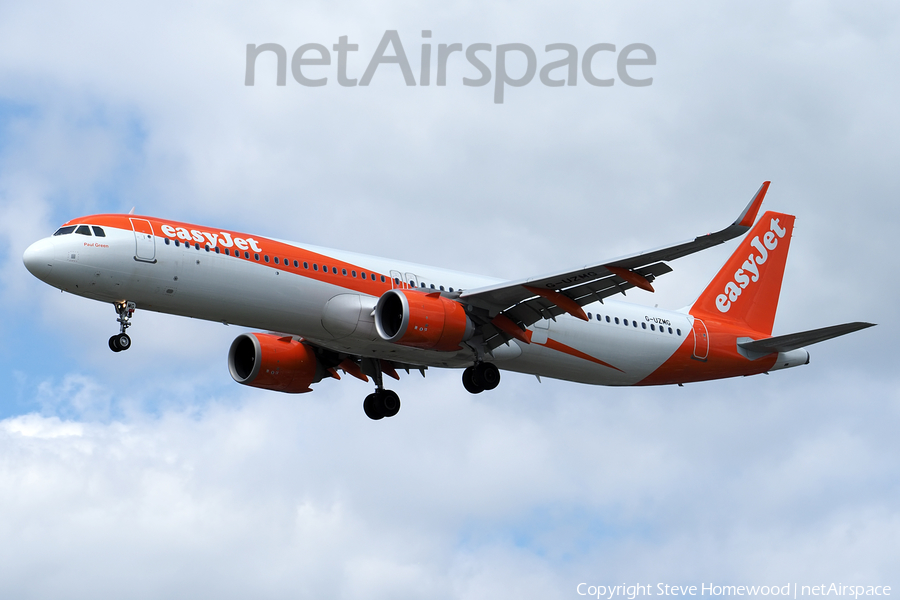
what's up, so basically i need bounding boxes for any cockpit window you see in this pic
[92,226,106,237]
[53,226,76,236]
[75,225,92,236]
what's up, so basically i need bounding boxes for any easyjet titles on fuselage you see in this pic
[159,224,263,253]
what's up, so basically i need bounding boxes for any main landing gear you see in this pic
[363,389,400,420]
[362,360,401,420]
[462,362,501,394]
[109,300,135,352]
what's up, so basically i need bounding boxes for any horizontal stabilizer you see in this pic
[738,322,875,354]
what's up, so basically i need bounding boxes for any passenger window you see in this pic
[75,225,92,236]
[449,287,454,292]
[313,264,318,271]
[274,257,279,264]
[225,249,230,256]
[361,272,366,279]
[244,251,250,259]
[175,240,180,247]
[440,286,445,291]
[642,322,646,329]
[215,247,220,254]
[53,226,77,236]
[351,270,357,277]
[342,268,347,276]
[92,226,106,237]
[381,275,385,282]
[615,317,619,324]
[254,253,260,260]
[587,312,592,320]
[395,278,401,285]
[164,238,170,245]
[606,316,610,323]
[674,328,679,335]
[651,324,655,331]
[294,260,299,267]
[303,262,309,269]
[430,284,435,289]
[205,245,210,252]
[195,243,200,250]
[623,319,628,326]
[633,321,637,328]
[264,255,269,263]
[332,267,338,274]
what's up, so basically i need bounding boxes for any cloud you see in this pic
[0,370,897,598]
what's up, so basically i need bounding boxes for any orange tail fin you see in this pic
[690,211,795,335]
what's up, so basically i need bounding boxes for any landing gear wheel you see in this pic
[363,389,400,420]
[363,393,385,420]
[462,367,484,394]
[114,333,131,351]
[474,362,500,390]
[381,390,401,418]
[109,335,122,352]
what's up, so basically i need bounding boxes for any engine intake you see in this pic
[374,289,474,351]
[228,333,319,393]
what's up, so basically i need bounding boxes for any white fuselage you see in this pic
[25,218,693,386]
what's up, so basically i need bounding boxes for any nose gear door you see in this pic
[130,218,156,263]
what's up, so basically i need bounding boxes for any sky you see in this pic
[0,1,898,598]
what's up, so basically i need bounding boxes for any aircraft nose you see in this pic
[23,238,54,281]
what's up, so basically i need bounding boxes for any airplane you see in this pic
[22,182,874,420]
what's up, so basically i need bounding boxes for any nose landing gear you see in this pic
[462,362,500,394]
[109,301,135,352]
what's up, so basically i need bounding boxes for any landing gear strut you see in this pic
[462,362,501,394]
[362,360,401,420]
[109,300,135,352]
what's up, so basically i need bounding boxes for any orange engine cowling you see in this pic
[228,333,319,393]
[374,289,474,351]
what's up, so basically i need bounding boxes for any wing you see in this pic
[458,182,771,349]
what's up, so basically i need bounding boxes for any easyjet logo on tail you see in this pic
[715,218,788,313]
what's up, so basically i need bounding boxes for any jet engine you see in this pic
[374,289,474,351]
[228,333,320,393]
